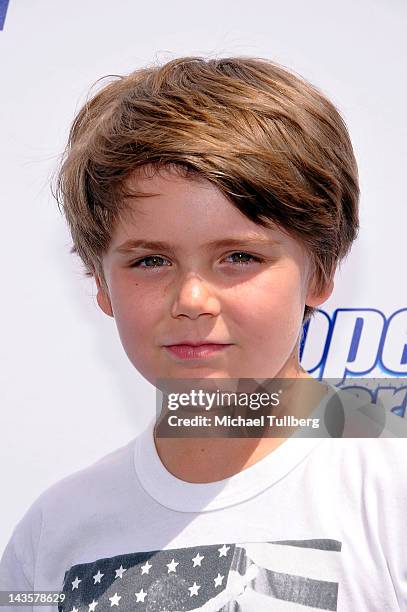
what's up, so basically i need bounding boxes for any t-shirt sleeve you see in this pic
[370,438,407,609]
[0,536,33,589]
[0,497,44,605]
[0,528,34,612]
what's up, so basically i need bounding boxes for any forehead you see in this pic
[121,165,234,217]
[108,166,309,262]
[114,165,283,242]
[103,166,311,278]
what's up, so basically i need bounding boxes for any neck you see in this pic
[153,368,328,484]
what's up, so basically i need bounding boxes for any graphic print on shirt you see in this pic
[59,538,342,612]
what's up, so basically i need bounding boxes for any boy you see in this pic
[1,56,406,611]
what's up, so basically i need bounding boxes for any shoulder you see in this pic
[15,437,137,534]
[39,437,137,511]
[312,436,407,502]
[310,383,407,489]
[317,436,407,467]
[0,438,137,588]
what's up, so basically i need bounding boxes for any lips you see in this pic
[165,340,229,346]
[163,343,232,360]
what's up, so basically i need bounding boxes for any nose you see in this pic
[170,274,221,320]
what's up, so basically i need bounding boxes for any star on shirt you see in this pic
[192,552,204,567]
[188,582,201,597]
[88,600,98,611]
[71,577,81,590]
[140,560,152,575]
[93,570,104,584]
[109,593,121,607]
[214,573,225,587]
[166,558,179,573]
[115,565,126,579]
[218,544,230,557]
[135,588,147,603]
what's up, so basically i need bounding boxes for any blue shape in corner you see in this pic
[0,0,10,30]
[392,406,406,418]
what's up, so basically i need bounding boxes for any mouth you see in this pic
[163,343,232,360]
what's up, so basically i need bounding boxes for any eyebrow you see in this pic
[114,236,280,254]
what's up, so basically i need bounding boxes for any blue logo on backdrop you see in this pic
[300,307,407,417]
[0,0,10,30]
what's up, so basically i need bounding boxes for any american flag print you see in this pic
[59,539,342,612]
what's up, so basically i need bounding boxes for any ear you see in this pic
[95,275,114,318]
[306,277,334,308]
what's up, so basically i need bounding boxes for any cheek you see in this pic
[109,282,160,352]
[110,275,156,318]
[229,266,305,326]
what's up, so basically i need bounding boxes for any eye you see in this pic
[224,252,263,265]
[130,255,171,268]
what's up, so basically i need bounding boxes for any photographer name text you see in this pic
[166,414,320,429]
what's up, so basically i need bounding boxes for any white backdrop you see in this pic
[0,0,406,554]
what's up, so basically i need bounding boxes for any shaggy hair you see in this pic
[53,55,359,322]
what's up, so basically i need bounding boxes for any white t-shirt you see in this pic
[1,387,407,611]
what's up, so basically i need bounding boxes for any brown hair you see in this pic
[53,55,359,322]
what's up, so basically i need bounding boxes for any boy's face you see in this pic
[96,166,332,385]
